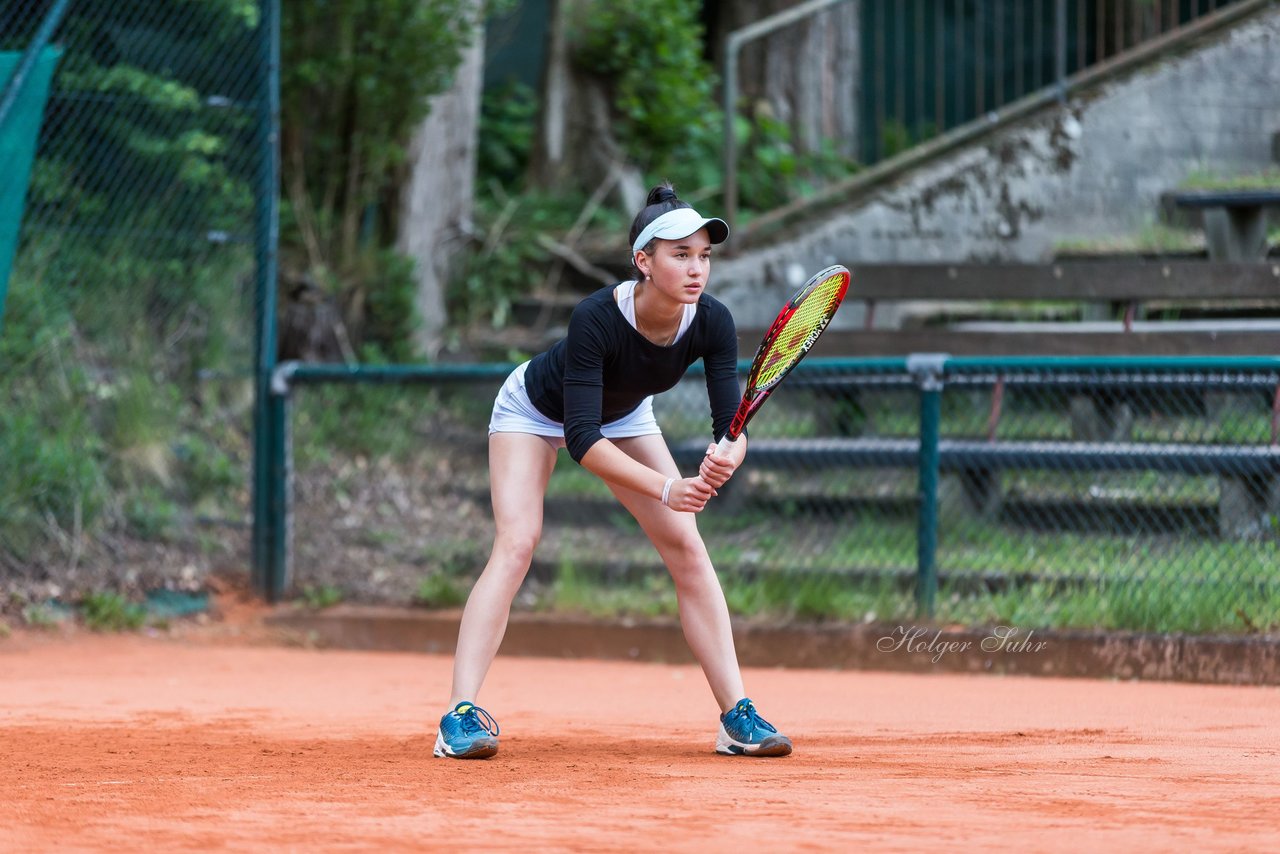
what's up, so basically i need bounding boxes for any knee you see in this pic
[492,528,541,568]
[660,537,714,586]
[474,530,540,601]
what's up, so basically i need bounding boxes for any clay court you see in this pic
[2,614,1278,853]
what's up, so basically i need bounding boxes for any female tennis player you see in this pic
[434,184,792,760]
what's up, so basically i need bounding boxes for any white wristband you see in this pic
[661,477,675,506]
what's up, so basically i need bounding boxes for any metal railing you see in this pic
[273,354,1280,634]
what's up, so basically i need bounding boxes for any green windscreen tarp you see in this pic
[0,46,62,335]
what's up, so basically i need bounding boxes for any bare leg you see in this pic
[448,432,558,706]
[606,435,745,712]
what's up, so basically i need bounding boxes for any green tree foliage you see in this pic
[455,1,858,330]
[280,0,487,352]
[2,0,262,569]
[540,0,857,216]
[571,0,716,172]
[476,80,538,190]
[25,0,258,236]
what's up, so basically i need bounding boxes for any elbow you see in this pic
[566,430,603,464]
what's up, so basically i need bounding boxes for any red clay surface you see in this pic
[3,618,1279,852]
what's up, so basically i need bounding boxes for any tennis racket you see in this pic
[714,264,851,456]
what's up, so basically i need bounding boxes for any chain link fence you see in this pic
[1,0,267,611]
[277,356,1280,635]
[931,360,1279,633]
[5,1,1276,640]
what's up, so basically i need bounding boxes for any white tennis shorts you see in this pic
[488,361,661,448]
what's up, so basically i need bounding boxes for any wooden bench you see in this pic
[732,261,1280,359]
[730,260,1280,446]
[709,262,1280,538]
[1168,189,1280,262]
[673,387,1280,538]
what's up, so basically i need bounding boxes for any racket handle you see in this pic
[714,434,734,457]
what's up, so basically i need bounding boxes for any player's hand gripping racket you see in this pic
[713,264,851,457]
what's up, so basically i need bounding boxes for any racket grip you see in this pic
[714,434,734,457]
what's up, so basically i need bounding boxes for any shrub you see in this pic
[80,592,147,632]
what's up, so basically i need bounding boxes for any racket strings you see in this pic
[755,275,846,387]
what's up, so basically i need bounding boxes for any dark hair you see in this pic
[628,182,691,281]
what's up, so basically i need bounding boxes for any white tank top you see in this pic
[614,280,696,344]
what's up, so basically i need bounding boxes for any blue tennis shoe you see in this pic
[433,701,500,759]
[715,698,793,757]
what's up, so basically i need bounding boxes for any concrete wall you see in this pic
[715,7,1280,330]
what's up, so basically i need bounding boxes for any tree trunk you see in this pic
[711,0,861,161]
[397,1,485,358]
[528,0,645,212]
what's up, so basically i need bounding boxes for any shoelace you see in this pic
[454,703,500,737]
[729,698,777,734]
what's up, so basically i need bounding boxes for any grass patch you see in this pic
[528,502,1278,634]
[299,585,344,609]
[1179,166,1280,192]
[417,539,483,576]
[20,602,71,628]
[936,576,1280,635]
[1,236,255,569]
[123,486,182,542]
[544,458,613,498]
[1053,222,1204,255]
[534,561,678,620]
[515,557,1277,635]
[80,592,147,632]
[415,572,469,609]
[997,469,1220,505]
[291,382,495,467]
[721,571,908,622]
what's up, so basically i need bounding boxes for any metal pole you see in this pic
[1078,0,1088,71]
[268,391,290,600]
[875,0,886,160]
[895,0,906,126]
[728,0,852,44]
[994,0,1004,109]
[1055,0,1068,103]
[908,353,948,617]
[1013,0,1024,101]
[974,0,984,116]
[251,0,282,601]
[915,0,925,138]
[720,0,852,229]
[953,0,964,125]
[934,0,944,132]
[916,387,942,616]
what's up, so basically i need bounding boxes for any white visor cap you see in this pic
[631,207,730,254]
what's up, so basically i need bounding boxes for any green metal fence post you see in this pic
[251,0,282,601]
[908,353,949,618]
[268,386,290,601]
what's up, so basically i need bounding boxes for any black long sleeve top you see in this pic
[523,284,742,462]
